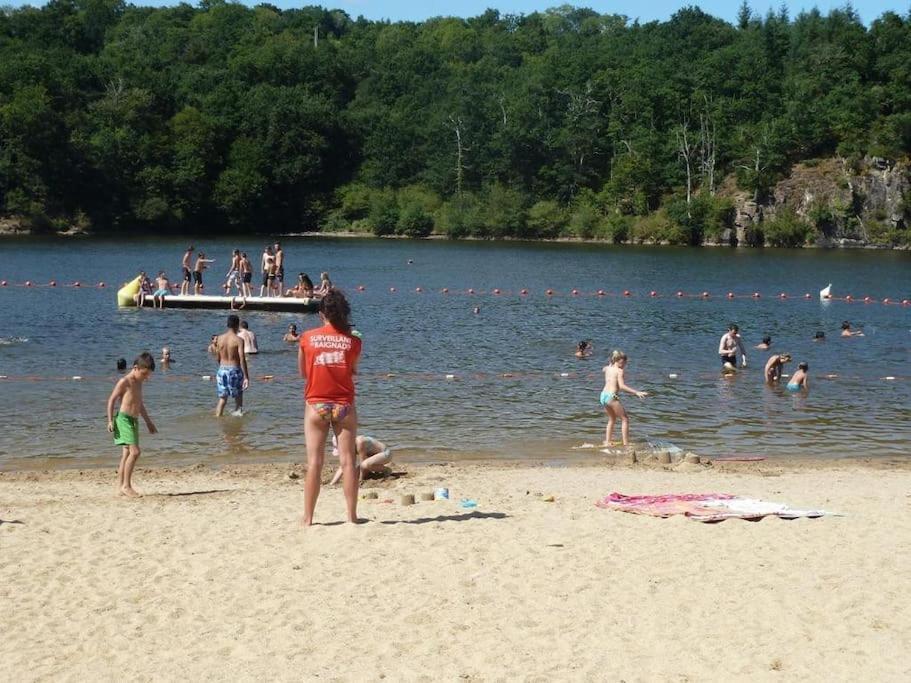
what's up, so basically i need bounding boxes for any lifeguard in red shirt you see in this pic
[299,289,362,526]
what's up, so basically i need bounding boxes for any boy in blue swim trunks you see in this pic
[601,350,648,447]
[213,314,250,416]
[106,352,157,497]
[787,362,809,391]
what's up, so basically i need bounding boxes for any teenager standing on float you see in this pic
[298,289,362,525]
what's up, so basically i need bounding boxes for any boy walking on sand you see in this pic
[106,352,157,497]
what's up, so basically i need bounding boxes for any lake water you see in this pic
[0,237,909,469]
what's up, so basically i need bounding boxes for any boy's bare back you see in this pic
[216,331,244,365]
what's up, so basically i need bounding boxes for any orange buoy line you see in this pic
[1,280,910,305]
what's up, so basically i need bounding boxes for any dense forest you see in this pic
[1,1,910,245]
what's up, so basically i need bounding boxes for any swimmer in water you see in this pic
[718,323,747,371]
[575,340,593,358]
[159,347,173,368]
[283,324,300,343]
[813,330,826,342]
[841,321,864,337]
[755,335,772,350]
[600,350,648,447]
[764,353,791,383]
[329,434,392,485]
[117,358,128,373]
[787,362,809,392]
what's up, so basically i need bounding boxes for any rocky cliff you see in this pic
[729,157,910,247]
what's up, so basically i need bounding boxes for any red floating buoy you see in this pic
[25,280,33,287]
[804,293,811,299]
[779,292,787,299]
[676,291,684,298]
[415,287,422,293]
[97,282,105,288]
[844,294,853,302]
[389,287,396,293]
[468,288,475,295]
[520,288,528,295]
[649,291,658,297]
[863,296,872,303]
[545,289,554,296]
[356,285,365,291]
[571,289,579,296]
[597,289,605,296]
[442,287,449,294]
[752,292,760,298]
[623,290,631,297]
[493,288,501,295]
[903,299,910,305]
[883,298,891,304]
[49,280,57,287]
[727,292,735,299]
[0,280,7,287]
[72,281,81,288]
[701,291,709,299]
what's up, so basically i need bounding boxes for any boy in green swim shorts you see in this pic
[106,352,157,497]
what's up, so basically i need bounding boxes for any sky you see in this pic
[4,0,908,24]
[314,1,907,24]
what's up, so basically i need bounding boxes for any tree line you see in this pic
[1,1,910,244]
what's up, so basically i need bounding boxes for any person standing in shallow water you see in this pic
[299,289,362,526]
[214,315,250,417]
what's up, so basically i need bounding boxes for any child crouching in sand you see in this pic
[601,350,648,447]
[106,352,157,497]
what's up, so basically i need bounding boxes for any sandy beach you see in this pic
[2,457,910,681]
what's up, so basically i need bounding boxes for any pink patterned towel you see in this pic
[596,493,835,523]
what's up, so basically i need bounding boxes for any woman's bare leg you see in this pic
[333,407,360,523]
[303,404,330,526]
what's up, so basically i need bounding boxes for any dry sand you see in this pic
[2,458,910,681]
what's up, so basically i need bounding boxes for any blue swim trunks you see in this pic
[217,365,244,398]
[786,383,801,392]
[600,390,618,406]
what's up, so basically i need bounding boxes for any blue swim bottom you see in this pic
[600,390,618,406]
[217,365,244,398]
[786,383,801,392]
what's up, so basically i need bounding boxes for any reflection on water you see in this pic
[0,237,909,468]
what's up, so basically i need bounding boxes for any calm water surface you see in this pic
[1,237,909,469]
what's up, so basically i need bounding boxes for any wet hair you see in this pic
[134,352,155,371]
[320,289,352,335]
[289,324,297,332]
[240,320,249,330]
[814,331,826,339]
[841,321,851,330]
[780,353,792,362]
[798,362,809,371]
[226,314,240,331]
[320,271,330,281]
[241,252,247,258]
[233,249,240,255]
[116,358,127,371]
[299,273,314,289]
[609,350,628,365]
[577,341,589,351]
[728,323,739,333]
[187,245,194,251]
[762,335,771,345]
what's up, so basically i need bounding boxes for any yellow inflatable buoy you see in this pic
[117,276,142,307]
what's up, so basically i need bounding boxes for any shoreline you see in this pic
[3,458,910,679]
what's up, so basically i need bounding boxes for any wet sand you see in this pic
[2,457,910,681]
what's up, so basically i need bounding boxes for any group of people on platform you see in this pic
[133,244,333,306]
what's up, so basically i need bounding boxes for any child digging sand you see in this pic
[106,352,157,497]
[601,350,648,447]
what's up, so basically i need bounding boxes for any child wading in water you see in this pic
[601,350,648,447]
[106,352,157,497]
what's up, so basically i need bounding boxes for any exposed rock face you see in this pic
[729,157,910,247]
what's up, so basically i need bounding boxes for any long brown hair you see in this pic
[320,289,352,335]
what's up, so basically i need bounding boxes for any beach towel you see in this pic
[596,493,838,522]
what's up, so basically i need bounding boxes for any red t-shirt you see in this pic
[300,323,362,404]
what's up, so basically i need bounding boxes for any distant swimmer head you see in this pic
[161,347,171,360]
[288,324,297,333]
[814,330,826,340]
[320,289,352,335]
[134,351,155,374]
[762,335,771,345]
[728,323,739,333]
[609,349,628,366]
[240,320,249,330]
[798,361,809,371]
[841,321,851,330]
[116,358,127,372]
[226,314,240,331]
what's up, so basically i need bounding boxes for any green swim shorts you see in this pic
[113,411,139,446]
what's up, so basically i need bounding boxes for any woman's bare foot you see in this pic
[120,487,141,498]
